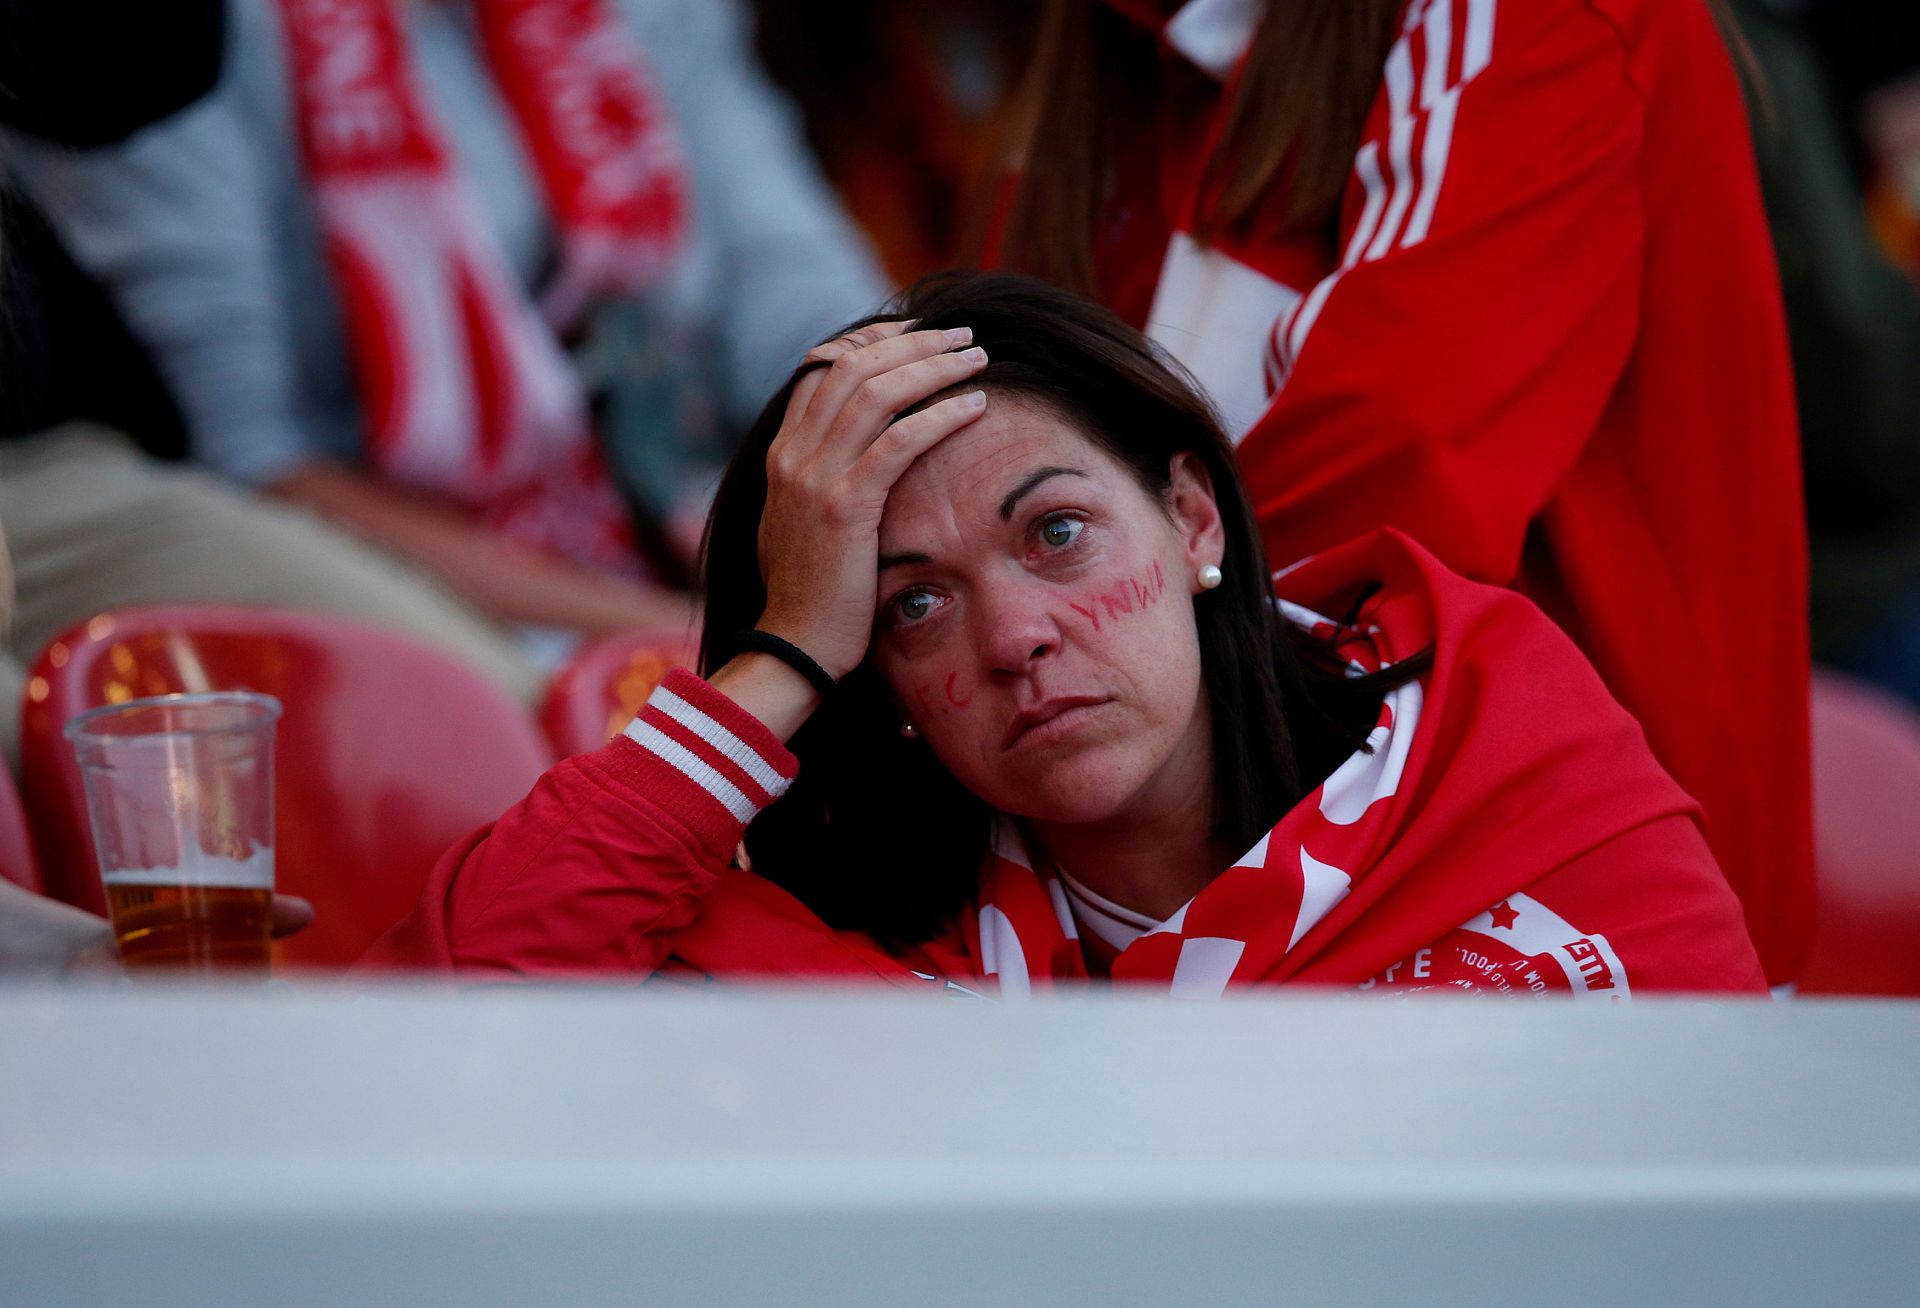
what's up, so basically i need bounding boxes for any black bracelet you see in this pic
[725,630,838,700]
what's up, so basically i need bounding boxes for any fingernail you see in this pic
[965,390,987,408]
[961,346,987,364]
[945,326,973,348]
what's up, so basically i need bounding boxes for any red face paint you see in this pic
[1079,567,1167,629]
[944,670,974,708]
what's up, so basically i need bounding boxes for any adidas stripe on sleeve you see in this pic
[612,668,799,853]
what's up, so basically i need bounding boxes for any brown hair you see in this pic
[999,0,1405,298]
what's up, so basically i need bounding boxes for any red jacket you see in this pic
[1086,0,1811,984]
[369,532,1766,999]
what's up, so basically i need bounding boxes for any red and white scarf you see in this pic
[276,0,689,572]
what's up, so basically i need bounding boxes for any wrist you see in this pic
[709,652,821,743]
[614,669,800,854]
[723,628,842,696]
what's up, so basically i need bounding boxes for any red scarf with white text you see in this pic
[276,0,689,572]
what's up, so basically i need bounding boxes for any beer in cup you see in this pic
[65,692,281,974]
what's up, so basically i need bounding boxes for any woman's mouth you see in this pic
[1003,696,1111,751]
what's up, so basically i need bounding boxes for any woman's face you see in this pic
[869,394,1225,827]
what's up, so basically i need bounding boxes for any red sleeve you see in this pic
[1360,810,1770,1000]
[1241,0,1646,583]
[361,670,798,978]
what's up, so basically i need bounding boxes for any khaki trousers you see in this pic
[0,425,542,769]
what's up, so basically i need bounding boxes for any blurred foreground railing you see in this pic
[1,986,1916,1306]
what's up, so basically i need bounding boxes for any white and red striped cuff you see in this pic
[610,668,798,848]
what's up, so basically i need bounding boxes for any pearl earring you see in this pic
[1197,563,1223,590]
[899,722,919,739]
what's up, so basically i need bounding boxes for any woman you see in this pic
[370,273,1765,997]
[995,0,1812,988]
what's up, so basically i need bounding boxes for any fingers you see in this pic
[774,322,926,470]
[63,935,123,976]
[800,318,916,366]
[817,343,988,463]
[769,323,985,493]
[795,324,977,438]
[788,322,914,420]
[270,894,315,939]
[849,389,990,490]
[789,321,919,417]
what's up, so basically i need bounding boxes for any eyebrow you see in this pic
[998,466,1088,522]
[878,467,1092,572]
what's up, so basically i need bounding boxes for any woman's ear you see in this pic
[1167,452,1226,588]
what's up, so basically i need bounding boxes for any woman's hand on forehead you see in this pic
[750,321,991,689]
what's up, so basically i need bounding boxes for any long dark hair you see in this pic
[999,0,1405,297]
[701,272,1420,947]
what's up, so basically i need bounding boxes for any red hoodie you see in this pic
[1067,0,1811,985]
[368,531,1766,999]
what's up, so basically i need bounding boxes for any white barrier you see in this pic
[1,986,1916,1306]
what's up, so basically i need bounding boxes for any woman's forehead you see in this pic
[889,394,1111,513]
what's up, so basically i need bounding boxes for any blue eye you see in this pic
[897,591,937,623]
[1040,517,1083,548]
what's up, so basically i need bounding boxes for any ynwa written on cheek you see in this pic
[1069,563,1167,633]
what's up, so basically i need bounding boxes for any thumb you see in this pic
[270,895,315,939]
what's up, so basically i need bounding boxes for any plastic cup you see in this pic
[64,692,281,974]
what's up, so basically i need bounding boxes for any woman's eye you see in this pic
[896,591,937,623]
[1040,517,1084,548]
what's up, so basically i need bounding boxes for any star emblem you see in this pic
[1488,900,1519,930]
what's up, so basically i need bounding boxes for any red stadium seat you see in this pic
[20,605,554,968]
[0,765,39,893]
[1799,671,1920,996]
[538,629,696,757]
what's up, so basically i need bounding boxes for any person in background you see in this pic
[752,0,1033,285]
[993,0,1811,988]
[5,0,885,663]
[371,273,1766,999]
[0,0,228,732]
[0,0,558,760]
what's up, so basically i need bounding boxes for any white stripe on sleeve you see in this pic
[1270,0,1496,384]
[1363,39,1419,262]
[1342,141,1390,269]
[1464,0,1496,82]
[1400,0,1460,247]
[1419,0,1453,109]
[647,685,790,798]
[625,720,759,824]
[1401,86,1460,248]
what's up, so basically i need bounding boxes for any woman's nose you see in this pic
[976,585,1061,676]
